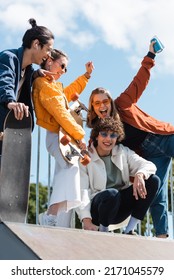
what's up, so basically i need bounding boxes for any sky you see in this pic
[0,0,174,185]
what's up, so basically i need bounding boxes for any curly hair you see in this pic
[90,117,125,147]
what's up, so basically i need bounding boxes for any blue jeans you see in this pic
[91,175,160,227]
[140,133,174,236]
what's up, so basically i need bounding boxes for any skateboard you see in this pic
[59,94,90,165]
[59,129,91,165]
[0,110,32,223]
[70,95,88,127]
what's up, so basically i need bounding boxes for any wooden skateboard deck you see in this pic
[0,110,32,223]
[59,98,90,165]
[59,129,90,166]
[59,129,82,165]
[70,99,88,126]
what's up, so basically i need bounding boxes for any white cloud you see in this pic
[0,0,174,73]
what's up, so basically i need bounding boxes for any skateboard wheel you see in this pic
[80,154,91,166]
[71,93,80,102]
[60,135,71,145]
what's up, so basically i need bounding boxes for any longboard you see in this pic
[59,95,90,165]
[59,129,90,165]
[0,110,32,223]
[70,98,88,126]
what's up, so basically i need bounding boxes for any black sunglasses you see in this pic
[55,61,67,73]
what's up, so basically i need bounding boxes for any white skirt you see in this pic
[46,130,82,212]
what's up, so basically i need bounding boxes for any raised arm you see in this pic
[115,43,156,110]
[64,61,94,102]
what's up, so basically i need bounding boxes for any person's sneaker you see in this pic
[39,212,58,226]
[127,230,138,235]
[99,224,109,232]
[156,234,168,238]
[123,230,138,236]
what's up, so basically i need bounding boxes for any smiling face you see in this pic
[92,93,112,119]
[90,117,125,156]
[32,39,54,65]
[50,56,68,80]
[43,54,68,80]
[96,130,118,156]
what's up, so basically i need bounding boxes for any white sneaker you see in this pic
[39,212,58,226]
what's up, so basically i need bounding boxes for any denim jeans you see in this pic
[140,133,174,236]
[91,175,160,227]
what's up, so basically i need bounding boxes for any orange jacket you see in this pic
[115,56,174,134]
[32,74,89,141]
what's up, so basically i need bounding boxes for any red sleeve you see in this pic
[115,56,155,109]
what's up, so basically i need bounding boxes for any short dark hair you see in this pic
[22,18,54,49]
[90,117,125,147]
[50,49,68,61]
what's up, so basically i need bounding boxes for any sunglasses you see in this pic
[99,131,118,139]
[55,60,67,73]
[92,99,111,107]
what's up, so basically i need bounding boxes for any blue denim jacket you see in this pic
[0,47,34,131]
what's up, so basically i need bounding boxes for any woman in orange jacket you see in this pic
[32,49,94,227]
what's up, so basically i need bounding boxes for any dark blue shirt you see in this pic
[0,47,34,132]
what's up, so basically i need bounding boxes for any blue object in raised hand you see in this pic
[151,36,164,53]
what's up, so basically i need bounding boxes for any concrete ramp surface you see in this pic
[0,221,174,260]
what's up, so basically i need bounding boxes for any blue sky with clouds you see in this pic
[0,0,174,184]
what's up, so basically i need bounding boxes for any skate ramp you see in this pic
[0,221,174,260]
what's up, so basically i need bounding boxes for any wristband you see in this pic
[84,72,91,79]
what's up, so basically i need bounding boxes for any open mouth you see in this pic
[100,109,108,117]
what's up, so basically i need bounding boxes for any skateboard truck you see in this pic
[65,142,83,161]
[60,135,91,166]
[71,93,88,115]
[76,99,88,113]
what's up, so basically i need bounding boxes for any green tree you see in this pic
[27,183,49,224]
